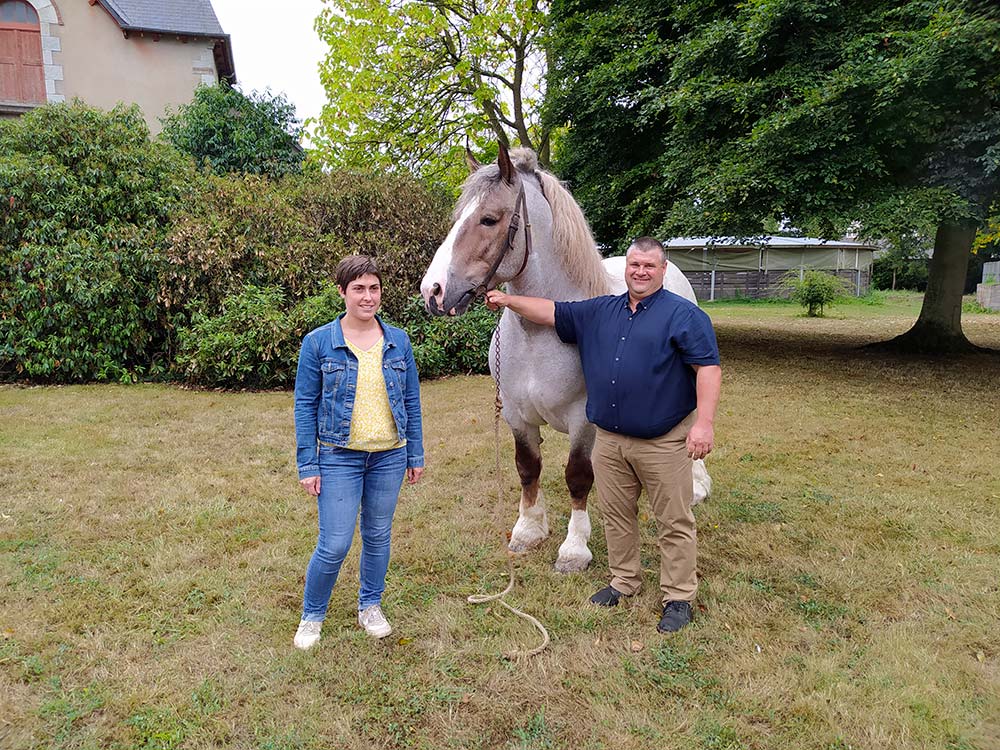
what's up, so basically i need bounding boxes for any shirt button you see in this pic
[611,403,616,407]
[611,380,615,384]
[615,357,619,361]
[621,337,625,340]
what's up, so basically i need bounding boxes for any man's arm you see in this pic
[686,364,721,460]
[484,290,555,327]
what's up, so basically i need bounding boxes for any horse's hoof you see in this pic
[553,554,592,574]
[508,535,548,554]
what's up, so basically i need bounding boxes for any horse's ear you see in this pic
[498,141,514,185]
[465,148,482,173]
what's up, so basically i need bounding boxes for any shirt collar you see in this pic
[625,287,664,312]
[331,313,394,349]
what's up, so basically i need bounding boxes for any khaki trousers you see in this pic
[591,411,697,604]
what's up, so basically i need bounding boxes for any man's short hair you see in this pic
[627,236,666,262]
[335,255,382,291]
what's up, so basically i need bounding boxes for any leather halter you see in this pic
[456,181,532,309]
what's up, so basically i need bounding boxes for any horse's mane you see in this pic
[456,148,611,297]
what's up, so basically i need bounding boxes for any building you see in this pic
[664,236,877,301]
[0,0,234,133]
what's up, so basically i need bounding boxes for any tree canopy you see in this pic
[160,83,304,178]
[547,0,1000,351]
[314,0,549,186]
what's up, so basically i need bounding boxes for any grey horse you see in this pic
[420,144,711,573]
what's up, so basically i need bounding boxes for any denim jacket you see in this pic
[294,315,424,479]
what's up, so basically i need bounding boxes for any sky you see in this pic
[210,0,328,133]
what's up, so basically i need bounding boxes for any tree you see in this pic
[160,83,304,178]
[314,0,549,186]
[547,0,1000,352]
[871,232,931,291]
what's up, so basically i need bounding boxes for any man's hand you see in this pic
[300,476,321,496]
[482,291,556,326]
[406,467,424,484]
[484,290,509,311]
[686,420,714,460]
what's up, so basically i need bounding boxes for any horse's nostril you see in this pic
[431,283,442,296]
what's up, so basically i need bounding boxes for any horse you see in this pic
[419,143,711,573]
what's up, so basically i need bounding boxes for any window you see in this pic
[0,0,45,105]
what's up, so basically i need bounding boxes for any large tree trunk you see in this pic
[882,221,979,354]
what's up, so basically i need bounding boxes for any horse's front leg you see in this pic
[554,420,594,573]
[508,423,549,553]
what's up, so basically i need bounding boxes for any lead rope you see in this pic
[465,311,550,659]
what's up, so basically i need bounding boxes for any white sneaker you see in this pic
[357,605,393,639]
[293,619,322,650]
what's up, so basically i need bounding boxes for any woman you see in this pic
[292,255,424,649]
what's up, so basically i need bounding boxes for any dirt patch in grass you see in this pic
[2,295,999,749]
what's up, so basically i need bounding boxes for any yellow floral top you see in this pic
[345,337,406,452]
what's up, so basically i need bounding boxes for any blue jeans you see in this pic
[301,445,407,621]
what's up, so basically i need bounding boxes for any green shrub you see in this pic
[175,286,296,388]
[161,171,450,326]
[781,271,851,317]
[388,297,497,378]
[160,82,304,178]
[0,103,199,381]
[0,102,458,386]
[176,289,494,388]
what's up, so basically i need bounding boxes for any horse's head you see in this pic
[421,143,538,316]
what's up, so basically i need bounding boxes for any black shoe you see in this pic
[589,585,627,607]
[657,601,693,632]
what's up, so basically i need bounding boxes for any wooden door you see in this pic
[0,1,45,105]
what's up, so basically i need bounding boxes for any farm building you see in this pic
[663,236,877,300]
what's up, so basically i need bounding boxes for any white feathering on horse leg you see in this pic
[692,459,712,506]
[554,509,593,574]
[508,491,550,553]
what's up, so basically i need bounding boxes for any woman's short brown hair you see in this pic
[335,255,382,291]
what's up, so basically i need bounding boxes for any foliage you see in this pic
[781,271,851,317]
[973,206,1000,254]
[0,103,198,381]
[548,0,1000,242]
[547,0,1000,348]
[871,233,931,291]
[387,296,497,378]
[314,0,550,186]
[176,289,495,387]
[161,171,449,334]
[0,103,471,386]
[175,284,347,388]
[160,83,304,178]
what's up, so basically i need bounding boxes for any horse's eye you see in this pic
[480,217,498,227]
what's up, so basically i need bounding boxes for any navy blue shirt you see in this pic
[554,289,720,439]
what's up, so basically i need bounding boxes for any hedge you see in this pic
[1,102,480,386]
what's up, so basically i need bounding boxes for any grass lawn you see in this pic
[2,292,999,749]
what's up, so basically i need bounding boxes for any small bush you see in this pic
[781,271,851,317]
[175,286,295,388]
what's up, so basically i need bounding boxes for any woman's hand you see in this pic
[406,467,424,484]
[300,476,321,496]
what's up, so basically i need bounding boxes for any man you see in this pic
[485,237,721,633]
